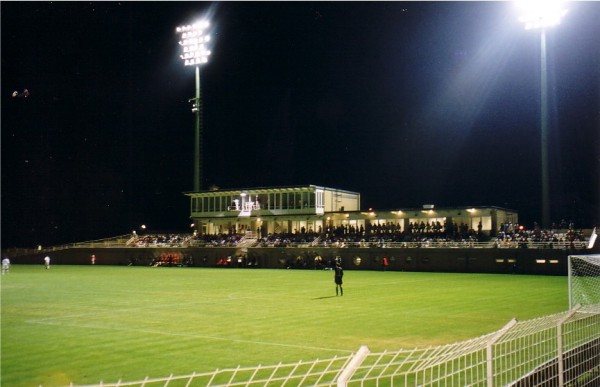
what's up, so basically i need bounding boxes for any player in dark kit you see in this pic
[334,262,344,296]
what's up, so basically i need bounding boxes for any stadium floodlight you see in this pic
[517,0,568,30]
[516,0,567,228]
[177,20,212,66]
[176,19,212,193]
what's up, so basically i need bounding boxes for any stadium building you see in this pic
[185,184,518,237]
[8,185,596,276]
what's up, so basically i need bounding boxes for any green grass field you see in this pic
[1,265,568,386]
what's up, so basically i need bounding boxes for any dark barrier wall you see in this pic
[10,246,592,275]
[511,337,600,386]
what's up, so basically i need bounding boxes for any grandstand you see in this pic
[4,185,597,275]
[5,227,597,276]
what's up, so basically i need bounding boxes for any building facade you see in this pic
[185,185,518,237]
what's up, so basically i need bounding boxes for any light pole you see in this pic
[176,20,211,192]
[517,1,567,228]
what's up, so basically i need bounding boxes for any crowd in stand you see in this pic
[494,221,586,248]
[198,234,243,247]
[127,233,191,247]
[252,221,586,249]
[126,219,589,250]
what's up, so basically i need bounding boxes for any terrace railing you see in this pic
[191,239,588,250]
[6,235,587,256]
[3,235,133,257]
[83,239,590,250]
[70,305,600,387]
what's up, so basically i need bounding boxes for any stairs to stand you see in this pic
[237,237,257,248]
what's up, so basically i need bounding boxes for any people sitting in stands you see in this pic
[123,219,587,250]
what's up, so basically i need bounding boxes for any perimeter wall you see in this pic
[10,245,592,275]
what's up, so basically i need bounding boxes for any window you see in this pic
[316,190,324,214]
[282,193,288,209]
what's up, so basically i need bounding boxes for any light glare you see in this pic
[517,0,568,30]
[177,19,212,66]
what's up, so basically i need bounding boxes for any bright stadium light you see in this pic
[517,0,568,30]
[177,19,212,193]
[517,0,568,228]
[177,20,212,66]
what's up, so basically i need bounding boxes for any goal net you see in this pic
[568,254,600,309]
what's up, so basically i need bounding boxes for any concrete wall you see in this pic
[10,245,594,276]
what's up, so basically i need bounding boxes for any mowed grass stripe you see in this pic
[1,265,567,386]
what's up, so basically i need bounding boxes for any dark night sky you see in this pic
[2,1,599,247]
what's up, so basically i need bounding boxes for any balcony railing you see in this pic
[5,235,588,255]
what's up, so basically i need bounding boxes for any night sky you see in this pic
[2,1,599,248]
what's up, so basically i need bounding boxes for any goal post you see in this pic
[568,254,600,309]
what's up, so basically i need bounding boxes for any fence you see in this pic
[39,235,133,251]
[4,235,589,257]
[72,305,599,387]
[188,239,589,250]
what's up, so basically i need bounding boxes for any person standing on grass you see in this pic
[44,256,50,269]
[2,257,10,275]
[334,262,344,296]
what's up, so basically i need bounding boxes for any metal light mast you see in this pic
[517,1,568,228]
[177,20,211,192]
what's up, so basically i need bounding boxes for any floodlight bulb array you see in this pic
[517,0,568,30]
[176,20,209,33]
[177,20,211,66]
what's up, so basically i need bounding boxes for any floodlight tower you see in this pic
[518,1,568,228]
[176,20,211,192]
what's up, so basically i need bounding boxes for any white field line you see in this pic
[22,291,335,326]
[24,305,165,324]
[26,318,351,353]
[25,294,351,353]
[23,291,293,324]
[22,278,416,354]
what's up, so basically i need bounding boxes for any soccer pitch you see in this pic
[1,265,568,386]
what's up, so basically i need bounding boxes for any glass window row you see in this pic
[191,190,324,213]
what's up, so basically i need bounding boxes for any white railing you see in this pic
[249,240,589,250]
[72,355,355,387]
[8,235,133,255]
[70,305,600,387]
[105,239,592,250]
[10,236,588,253]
